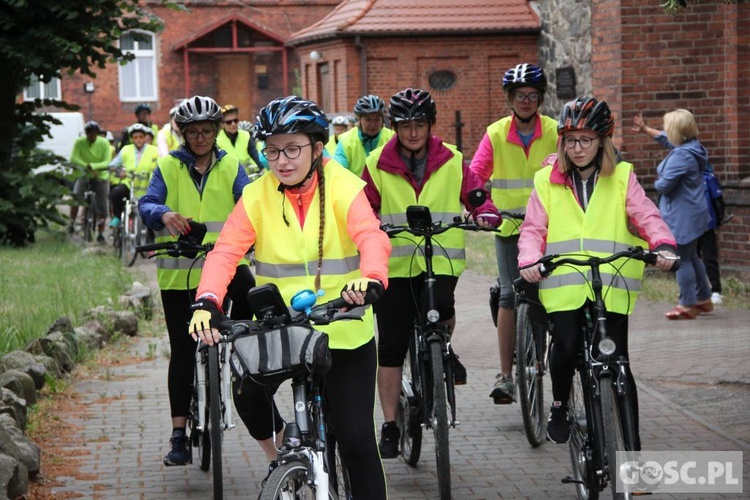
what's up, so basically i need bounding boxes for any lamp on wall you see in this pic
[310,50,323,62]
[83,81,95,121]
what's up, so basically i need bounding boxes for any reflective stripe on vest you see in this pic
[244,160,374,350]
[155,154,245,290]
[534,162,647,314]
[488,115,558,236]
[366,143,465,277]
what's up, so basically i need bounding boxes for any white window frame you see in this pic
[118,30,158,102]
[23,75,62,101]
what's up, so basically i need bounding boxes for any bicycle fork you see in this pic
[290,380,329,500]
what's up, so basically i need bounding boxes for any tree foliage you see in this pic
[0,0,178,246]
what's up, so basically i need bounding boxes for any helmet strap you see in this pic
[512,109,535,124]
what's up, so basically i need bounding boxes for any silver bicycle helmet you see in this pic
[174,96,223,130]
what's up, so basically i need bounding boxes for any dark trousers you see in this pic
[697,229,722,294]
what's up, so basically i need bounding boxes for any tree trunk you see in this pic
[0,72,20,173]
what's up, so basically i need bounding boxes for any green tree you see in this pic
[0,0,178,246]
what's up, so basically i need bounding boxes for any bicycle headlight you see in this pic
[427,309,440,323]
[598,337,616,356]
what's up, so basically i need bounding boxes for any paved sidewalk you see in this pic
[51,267,749,499]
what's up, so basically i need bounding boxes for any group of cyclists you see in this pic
[67,60,682,497]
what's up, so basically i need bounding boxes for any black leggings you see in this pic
[233,338,387,499]
[548,308,641,450]
[161,265,255,418]
[110,183,130,219]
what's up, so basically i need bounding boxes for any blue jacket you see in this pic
[653,133,710,244]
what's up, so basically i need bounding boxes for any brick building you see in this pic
[25,0,748,267]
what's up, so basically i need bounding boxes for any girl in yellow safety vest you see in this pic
[518,96,677,448]
[188,96,391,499]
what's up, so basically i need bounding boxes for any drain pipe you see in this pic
[354,35,367,95]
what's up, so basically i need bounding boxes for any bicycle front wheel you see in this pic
[516,302,545,447]
[260,460,339,500]
[207,344,223,499]
[568,371,600,500]
[429,340,451,500]
[600,377,634,500]
[122,204,138,267]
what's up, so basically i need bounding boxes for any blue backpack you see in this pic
[703,169,725,229]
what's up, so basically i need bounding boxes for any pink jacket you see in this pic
[518,154,676,268]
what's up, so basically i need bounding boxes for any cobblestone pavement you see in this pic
[51,266,749,499]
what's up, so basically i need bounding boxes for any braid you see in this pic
[314,161,325,292]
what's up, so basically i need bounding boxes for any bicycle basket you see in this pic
[229,324,332,385]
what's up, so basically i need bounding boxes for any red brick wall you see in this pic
[301,34,539,157]
[36,1,338,140]
[601,0,750,268]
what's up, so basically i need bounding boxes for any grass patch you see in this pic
[0,230,135,355]
[465,232,749,310]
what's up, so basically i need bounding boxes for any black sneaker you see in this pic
[96,233,106,243]
[163,428,190,466]
[451,351,467,385]
[378,421,400,459]
[546,404,570,443]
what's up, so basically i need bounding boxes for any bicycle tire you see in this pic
[188,371,211,472]
[399,349,422,466]
[122,203,138,267]
[113,216,123,258]
[259,460,338,500]
[327,436,353,499]
[83,195,95,243]
[600,378,634,500]
[207,344,223,499]
[515,302,545,447]
[568,371,600,500]
[429,340,451,500]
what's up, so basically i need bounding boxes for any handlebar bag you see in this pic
[230,324,332,385]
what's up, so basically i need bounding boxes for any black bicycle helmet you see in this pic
[502,63,547,94]
[558,96,615,137]
[84,121,100,133]
[389,88,437,123]
[173,96,223,130]
[353,95,386,116]
[134,103,152,115]
[255,96,330,143]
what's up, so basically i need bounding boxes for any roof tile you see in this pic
[290,0,540,45]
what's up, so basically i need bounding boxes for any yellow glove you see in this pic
[341,278,384,303]
[188,299,223,343]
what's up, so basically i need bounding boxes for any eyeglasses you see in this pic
[513,92,540,103]
[563,136,598,150]
[184,128,217,140]
[262,143,312,161]
[224,119,239,125]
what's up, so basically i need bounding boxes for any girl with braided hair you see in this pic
[189,96,390,498]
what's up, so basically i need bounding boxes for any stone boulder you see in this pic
[0,353,45,391]
[0,452,26,500]
[0,423,39,477]
[0,371,34,406]
[0,389,25,431]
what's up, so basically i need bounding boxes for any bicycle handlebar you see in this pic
[216,284,381,342]
[520,246,680,276]
[380,215,501,238]
[135,239,213,258]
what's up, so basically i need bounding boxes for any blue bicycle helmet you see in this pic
[353,95,386,117]
[255,96,329,143]
[502,63,547,95]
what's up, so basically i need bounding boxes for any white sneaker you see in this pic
[711,292,723,305]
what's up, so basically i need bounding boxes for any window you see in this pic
[119,31,157,101]
[23,75,61,101]
[428,70,457,91]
